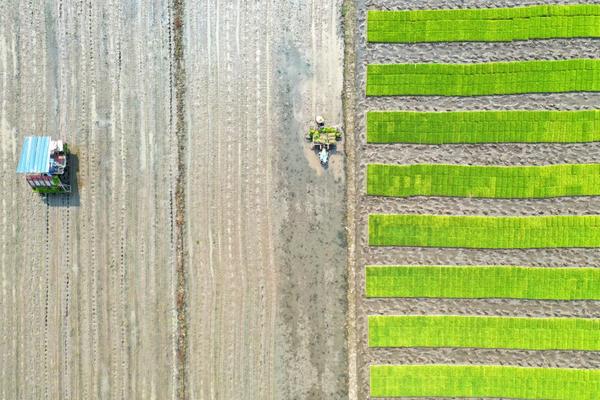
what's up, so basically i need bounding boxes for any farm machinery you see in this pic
[16,136,72,194]
[306,116,342,166]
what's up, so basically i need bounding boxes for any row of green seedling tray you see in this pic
[369,315,600,350]
[369,214,600,248]
[367,163,600,198]
[367,59,600,96]
[366,265,600,300]
[367,110,600,143]
[368,4,600,43]
[370,365,600,399]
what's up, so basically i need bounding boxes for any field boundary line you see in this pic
[171,0,188,398]
[343,0,359,399]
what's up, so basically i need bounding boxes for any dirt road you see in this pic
[1,0,347,399]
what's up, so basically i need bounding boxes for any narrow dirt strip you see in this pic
[172,0,188,399]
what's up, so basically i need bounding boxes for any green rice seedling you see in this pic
[366,164,600,198]
[366,110,600,144]
[368,315,600,350]
[370,365,600,399]
[368,4,600,43]
[365,265,600,300]
[369,214,600,248]
[366,59,600,96]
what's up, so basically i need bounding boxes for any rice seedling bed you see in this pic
[370,365,600,399]
[368,4,600,43]
[365,265,600,300]
[367,110,600,144]
[369,315,600,350]
[367,59,600,96]
[369,214,600,248]
[367,163,600,198]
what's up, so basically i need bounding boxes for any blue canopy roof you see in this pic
[16,136,51,174]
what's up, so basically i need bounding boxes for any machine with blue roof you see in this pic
[16,136,71,194]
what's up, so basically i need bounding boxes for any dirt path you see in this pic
[1,1,347,399]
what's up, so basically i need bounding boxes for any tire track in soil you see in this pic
[106,1,125,397]
[28,196,44,400]
[43,199,50,400]
[1,8,19,397]
[76,1,93,394]
[233,0,249,394]
[17,3,45,397]
[183,1,215,397]
[86,1,100,393]
[118,64,128,400]
[257,2,277,397]
[165,1,179,397]
[0,8,22,392]
[223,2,236,389]
[61,193,72,400]
[0,130,8,400]
[56,1,73,397]
[0,5,10,396]
[0,4,6,396]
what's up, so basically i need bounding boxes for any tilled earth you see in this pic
[0,1,347,399]
[349,0,600,399]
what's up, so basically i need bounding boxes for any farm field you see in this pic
[366,265,600,299]
[367,163,600,198]
[348,0,600,398]
[367,59,600,96]
[0,1,347,399]
[369,315,600,350]
[368,4,600,43]
[369,214,600,248]
[367,110,600,144]
[370,365,600,399]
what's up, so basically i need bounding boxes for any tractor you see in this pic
[16,136,72,194]
[305,116,342,166]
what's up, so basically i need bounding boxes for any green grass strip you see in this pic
[369,315,600,350]
[367,59,600,96]
[370,365,600,399]
[368,4,600,43]
[365,265,600,300]
[367,163,600,198]
[369,214,600,248]
[367,110,600,144]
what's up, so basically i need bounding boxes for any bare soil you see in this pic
[0,1,347,399]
